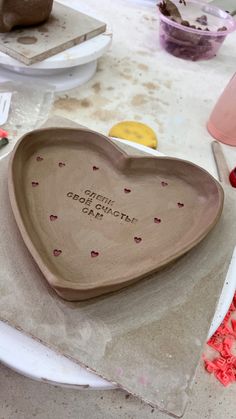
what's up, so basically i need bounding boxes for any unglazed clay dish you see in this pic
[8,128,224,301]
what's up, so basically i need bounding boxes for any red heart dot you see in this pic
[124,188,131,193]
[177,202,184,208]
[91,251,99,258]
[53,249,62,257]
[50,215,58,221]
[32,181,39,187]
[161,181,168,187]
[154,217,161,224]
[134,237,142,244]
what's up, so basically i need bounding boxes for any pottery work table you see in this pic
[1,0,236,418]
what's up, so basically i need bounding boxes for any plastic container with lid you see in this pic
[157,0,236,61]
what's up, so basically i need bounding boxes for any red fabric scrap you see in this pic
[215,370,231,387]
[231,319,236,333]
[0,128,8,138]
[204,359,218,373]
[204,291,236,387]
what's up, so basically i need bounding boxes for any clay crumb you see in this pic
[164,80,172,89]
[120,73,132,80]
[137,50,151,57]
[17,36,37,45]
[38,26,49,33]
[123,67,131,73]
[54,96,92,111]
[138,63,149,71]
[92,109,118,122]
[143,82,159,90]
[131,94,148,106]
[81,98,91,108]
[92,82,101,94]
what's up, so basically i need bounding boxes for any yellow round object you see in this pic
[109,121,158,149]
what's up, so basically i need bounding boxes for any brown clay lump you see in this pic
[0,0,53,33]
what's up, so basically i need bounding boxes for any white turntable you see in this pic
[0,0,112,91]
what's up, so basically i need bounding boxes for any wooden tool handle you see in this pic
[211,141,230,185]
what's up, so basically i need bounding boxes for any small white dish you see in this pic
[0,60,97,93]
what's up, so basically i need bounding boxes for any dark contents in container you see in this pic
[159,0,182,19]
[158,1,227,60]
[196,14,208,26]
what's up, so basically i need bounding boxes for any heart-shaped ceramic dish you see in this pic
[8,127,224,301]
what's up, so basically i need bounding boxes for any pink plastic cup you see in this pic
[207,73,236,147]
[157,0,236,61]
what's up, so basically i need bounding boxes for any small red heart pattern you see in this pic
[161,181,168,187]
[91,250,99,258]
[37,158,184,259]
[50,215,58,221]
[32,181,39,187]
[53,249,62,257]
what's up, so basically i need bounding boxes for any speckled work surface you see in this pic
[0,2,106,65]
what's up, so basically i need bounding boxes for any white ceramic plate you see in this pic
[0,138,235,389]
[0,60,98,93]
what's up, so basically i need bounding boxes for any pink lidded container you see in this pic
[157,0,236,61]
